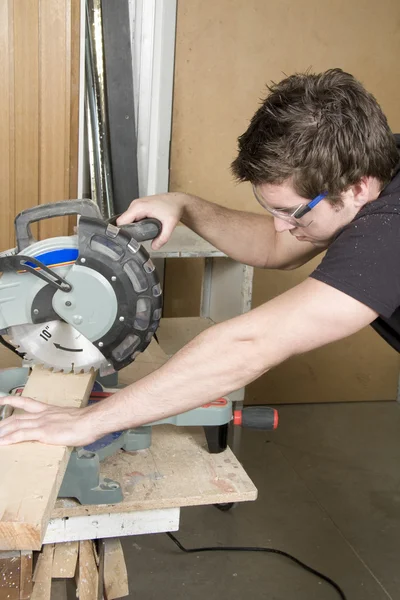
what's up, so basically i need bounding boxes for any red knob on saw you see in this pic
[234,406,278,430]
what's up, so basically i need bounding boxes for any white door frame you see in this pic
[131,0,177,197]
[77,0,177,199]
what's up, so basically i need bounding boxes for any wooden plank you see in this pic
[52,541,78,578]
[0,344,23,370]
[39,0,70,241]
[44,508,179,545]
[51,425,257,519]
[103,538,129,600]
[69,0,81,199]
[31,544,53,600]
[77,541,98,600]
[0,551,20,600]
[0,0,14,252]
[20,550,33,600]
[0,367,96,551]
[14,0,39,240]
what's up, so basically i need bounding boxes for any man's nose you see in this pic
[273,217,296,232]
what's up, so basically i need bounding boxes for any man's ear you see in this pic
[351,177,371,207]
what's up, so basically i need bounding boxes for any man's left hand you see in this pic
[0,396,100,446]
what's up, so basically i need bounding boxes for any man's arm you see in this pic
[117,192,323,269]
[0,279,377,446]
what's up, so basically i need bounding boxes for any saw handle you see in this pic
[236,406,279,430]
[107,216,162,243]
[15,200,102,251]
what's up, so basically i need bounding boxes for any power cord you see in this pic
[166,532,347,600]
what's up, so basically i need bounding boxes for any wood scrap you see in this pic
[52,541,78,579]
[0,366,96,551]
[0,551,20,600]
[31,544,54,600]
[77,540,98,600]
[103,538,129,600]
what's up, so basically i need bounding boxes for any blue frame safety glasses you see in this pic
[252,185,328,227]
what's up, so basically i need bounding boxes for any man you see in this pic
[0,68,399,446]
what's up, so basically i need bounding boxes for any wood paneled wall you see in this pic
[166,0,400,403]
[0,0,80,252]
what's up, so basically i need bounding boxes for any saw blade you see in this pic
[9,321,108,373]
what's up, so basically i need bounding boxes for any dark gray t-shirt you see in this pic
[310,163,400,352]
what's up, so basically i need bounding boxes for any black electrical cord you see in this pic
[166,532,347,600]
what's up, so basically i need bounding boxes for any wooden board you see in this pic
[44,508,179,544]
[52,425,257,519]
[1,1,81,250]
[0,366,96,551]
[52,541,78,578]
[0,344,23,370]
[31,543,53,600]
[13,0,40,240]
[68,0,81,201]
[77,540,98,600]
[0,0,14,253]
[39,0,71,241]
[103,538,129,600]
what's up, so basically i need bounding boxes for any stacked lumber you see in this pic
[0,539,129,600]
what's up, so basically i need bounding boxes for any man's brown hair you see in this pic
[231,69,399,202]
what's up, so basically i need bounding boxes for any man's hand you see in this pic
[0,396,100,446]
[116,192,187,250]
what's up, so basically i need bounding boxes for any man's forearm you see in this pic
[180,193,275,268]
[89,315,269,437]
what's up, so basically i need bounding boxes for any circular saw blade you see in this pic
[9,321,108,373]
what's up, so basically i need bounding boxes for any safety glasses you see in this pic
[252,185,328,227]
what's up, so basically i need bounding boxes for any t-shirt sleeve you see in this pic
[310,210,400,318]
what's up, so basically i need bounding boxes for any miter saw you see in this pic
[0,199,162,374]
[0,200,278,505]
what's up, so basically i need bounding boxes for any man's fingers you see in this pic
[151,219,176,250]
[116,202,149,226]
[0,413,43,430]
[0,417,42,441]
[0,427,42,446]
[0,396,48,414]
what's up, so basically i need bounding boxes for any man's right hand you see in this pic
[116,192,187,250]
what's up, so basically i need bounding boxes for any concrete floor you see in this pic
[54,401,400,599]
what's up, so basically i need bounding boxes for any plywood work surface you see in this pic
[52,425,257,519]
[0,367,96,551]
